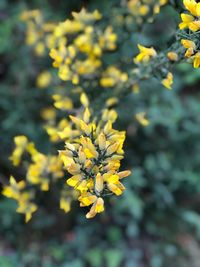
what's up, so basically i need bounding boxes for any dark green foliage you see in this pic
[1,0,200,266]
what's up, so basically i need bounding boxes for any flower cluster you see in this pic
[179,0,200,32]
[134,44,174,89]
[20,10,56,56]
[2,135,68,222]
[49,9,117,84]
[179,0,200,68]
[21,9,118,86]
[58,98,131,218]
[100,66,128,88]
[2,176,37,223]
[9,136,64,188]
[3,92,131,221]
[127,0,168,24]
[21,6,178,96]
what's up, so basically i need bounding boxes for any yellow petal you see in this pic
[67,175,82,187]
[94,197,104,213]
[95,173,104,193]
[80,93,89,107]
[118,170,131,179]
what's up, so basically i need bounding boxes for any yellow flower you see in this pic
[95,173,104,194]
[36,71,52,88]
[134,44,157,63]
[105,97,118,107]
[53,20,83,36]
[17,197,37,223]
[80,93,89,107]
[60,197,71,213]
[179,13,195,30]
[102,109,118,123]
[67,174,82,187]
[135,112,150,126]
[20,9,42,21]
[40,107,56,121]
[127,0,167,19]
[35,42,45,56]
[189,20,200,31]
[72,9,102,22]
[179,0,200,32]
[99,26,117,51]
[107,182,124,196]
[162,72,173,90]
[139,5,149,16]
[2,176,26,200]
[181,39,196,57]
[4,135,68,222]
[2,175,37,223]
[45,119,71,142]
[154,0,168,14]
[26,153,50,190]
[183,0,200,17]
[78,193,97,207]
[52,94,73,110]
[86,197,104,219]
[10,138,64,190]
[100,66,128,88]
[58,65,70,81]
[9,136,28,166]
[193,52,200,68]
[49,48,64,67]
[118,170,132,179]
[167,52,178,61]
[75,58,101,75]
[180,39,200,68]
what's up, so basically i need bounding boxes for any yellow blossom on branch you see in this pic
[167,52,178,61]
[127,0,168,23]
[179,1,200,69]
[181,39,196,57]
[52,94,73,110]
[134,44,157,63]
[36,71,52,89]
[2,176,37,222]
[40,107,56,121]
[179,0,200,31]
[100,66,128,88]
[162,72,173,90]
[9,136,28,166]
[135,112,150,127]
[181,39,200,68]
[3,135,67,222]
[2,176,26,200]
[17,194,38,223]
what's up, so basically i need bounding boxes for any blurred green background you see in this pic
[1,0,200,266]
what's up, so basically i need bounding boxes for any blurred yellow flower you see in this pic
[167,52,178,61]
[36,71,52,88]
[162,72,173,90]
[9,136,28,166]
[135,112,150,127]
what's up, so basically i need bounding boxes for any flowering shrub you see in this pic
[1,0,200,227]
